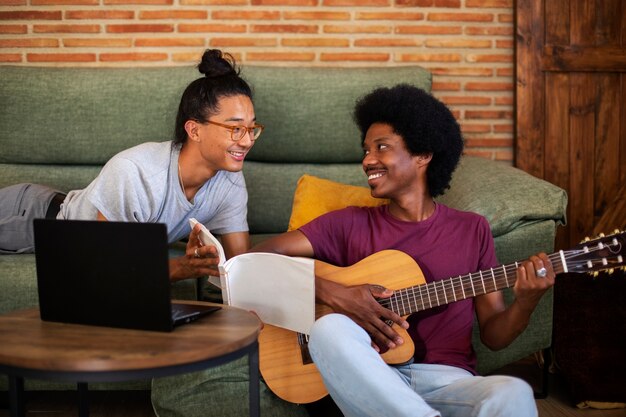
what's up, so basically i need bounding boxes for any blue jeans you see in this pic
[308,314,538,417]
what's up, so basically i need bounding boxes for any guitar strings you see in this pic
[378,243,621,316]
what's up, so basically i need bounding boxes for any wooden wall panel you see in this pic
[516,0,626,249]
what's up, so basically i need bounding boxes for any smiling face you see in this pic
[187,94,257,175]
[362,122,429,200]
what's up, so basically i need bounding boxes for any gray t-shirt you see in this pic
[59,141,248,243]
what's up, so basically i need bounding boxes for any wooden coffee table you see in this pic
[0,301,261,417]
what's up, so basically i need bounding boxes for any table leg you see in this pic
[77,382,89,417]
[8,375,25,417]
[248,340,260,417]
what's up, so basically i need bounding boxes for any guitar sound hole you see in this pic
[297,332,314,365]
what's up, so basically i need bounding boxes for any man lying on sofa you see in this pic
[0,49,255,283]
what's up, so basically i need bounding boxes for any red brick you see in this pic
[210,37,277,47]
[0,38,58,47]
[498,13,513,23]
[33,0,97,4]
[135,37,205,47]
[441,96,491,105]
[430,67,493,76]
[461,123,491,133]
[100,52,168,61]
[465,81,512,91]
[252,0,316,4]
[179,24,246,33]
[0,53,22,62]
[428,13,493,22]
[466,53,513,63]
[284,11,350,20]
[182,0,245,3]
[465,149,495,159]
[66,10,134,19]
[435,0,460,6]
[0,11,61,20]
[105,0,171,4]
[495,96,513,105]
[323,0,389,5]
[495,39,513,48]
[324,25,391,34]
[465,110,512,119]
[28,53,95,62]
[398,53,461,63]
[465,26,513,36]
[426,38,491,48]
[396,25,461,35]
[282,38,349,47]
[496,67,513,77]
[251,24,318,33]
[212,10,280,20]
[396,0,433,6]
[34,24,100,33]
[140,10,207,19]
[493,123,513,133]
[466,0,512,7]
[356,12,424,20]
[247,52,315,61]
[494,150,513,162]
[354,38,422,47]
[107,24,173,33]
[64,38,132,47]
[465,138,513,148]
[0,0,26,5]
[431,81,461,91]
[0,24,27,34]
[321,52,389,61]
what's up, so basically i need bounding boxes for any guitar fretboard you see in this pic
[379,252,567,316]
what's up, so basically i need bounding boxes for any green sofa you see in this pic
[0,65,567,404]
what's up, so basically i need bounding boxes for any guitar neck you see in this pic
[383,251,567,316]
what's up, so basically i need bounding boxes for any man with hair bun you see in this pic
[0,49,260,283]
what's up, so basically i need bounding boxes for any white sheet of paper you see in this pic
[224,253,315,335]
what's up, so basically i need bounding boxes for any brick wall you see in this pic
[0,0,514,161]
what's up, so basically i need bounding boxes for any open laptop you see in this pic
[33,219,220,332]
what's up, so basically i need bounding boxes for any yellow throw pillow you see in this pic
[287,174,389,231]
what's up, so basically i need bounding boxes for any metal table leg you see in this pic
[8,375,25,417]
[77,382,89,417]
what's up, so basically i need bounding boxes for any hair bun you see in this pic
[198,49,238,78]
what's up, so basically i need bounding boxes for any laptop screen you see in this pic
[34,219,175,331]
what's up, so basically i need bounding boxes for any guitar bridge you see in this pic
[298,333,314,365]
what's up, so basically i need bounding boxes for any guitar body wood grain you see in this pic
[259,250,424,404]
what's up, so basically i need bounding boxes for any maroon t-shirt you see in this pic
[299,203,498,374]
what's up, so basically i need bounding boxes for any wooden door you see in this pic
[516,0,626,249]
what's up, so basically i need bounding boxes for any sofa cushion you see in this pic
[246,66,432,164]
[287,174,388,231]
[0,65,431,166]
[436,156,567,238]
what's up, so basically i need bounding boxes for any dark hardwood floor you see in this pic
[1,356,624,417]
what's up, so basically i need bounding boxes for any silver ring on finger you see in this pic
[536,267,547,278]
[194,248,201,258]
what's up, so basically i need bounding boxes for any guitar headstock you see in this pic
[564,230,625,276]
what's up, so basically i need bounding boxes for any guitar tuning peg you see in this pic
[614,229,620,235]
[581,236,591,243]
[607,268,614,275]
[598,232,605,238]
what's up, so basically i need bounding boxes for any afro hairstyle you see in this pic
[353,84,464,198]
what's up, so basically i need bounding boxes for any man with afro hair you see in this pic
[252,84,554,417]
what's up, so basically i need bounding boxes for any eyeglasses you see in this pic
[204,120,264,142]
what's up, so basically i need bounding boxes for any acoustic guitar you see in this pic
[258,230,626,404]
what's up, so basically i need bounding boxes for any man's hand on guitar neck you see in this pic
[315,278,409,352]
